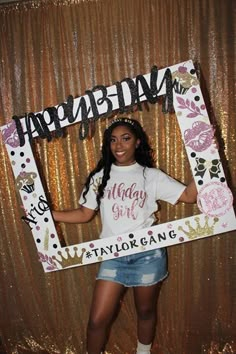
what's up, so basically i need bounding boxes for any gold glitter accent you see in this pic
[172,69,199,89]
[52,247,86,268]
[43,227,49,251]
[178,216,219,240]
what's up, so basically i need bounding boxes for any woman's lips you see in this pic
[115,151,125,157]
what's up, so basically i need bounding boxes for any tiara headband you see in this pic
[108,118,135,128]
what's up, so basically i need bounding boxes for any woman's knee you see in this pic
[87,313,110,331]
[136,305,157,321]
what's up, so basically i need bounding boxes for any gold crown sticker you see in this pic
[178,216,219,240]
[52,247,86,269]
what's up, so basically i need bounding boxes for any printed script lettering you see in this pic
[105,183,147,220]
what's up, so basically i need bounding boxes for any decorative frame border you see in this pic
[1,60,235,272]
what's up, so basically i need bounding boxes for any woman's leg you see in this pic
[133,283,162,346]
[87,279,125,354]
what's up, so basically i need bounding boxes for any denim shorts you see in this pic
[96,248,168,287]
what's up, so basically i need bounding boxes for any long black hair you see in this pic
[82,118,155,208]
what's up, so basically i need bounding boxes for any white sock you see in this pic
[136,340,152,354]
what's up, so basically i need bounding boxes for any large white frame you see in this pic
[1,60,235,272]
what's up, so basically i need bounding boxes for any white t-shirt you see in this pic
[79,163,186,238]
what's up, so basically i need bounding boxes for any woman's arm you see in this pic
[52,205,96,224]
[178,179,198,204]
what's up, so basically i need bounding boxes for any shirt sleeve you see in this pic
[78,175,101,210]
[155,169,186,205]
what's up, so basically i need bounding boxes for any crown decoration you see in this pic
[178,216,219,240]
[108,117,135,128]
[52,247,86,269]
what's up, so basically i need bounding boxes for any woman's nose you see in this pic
[115,139,123,148]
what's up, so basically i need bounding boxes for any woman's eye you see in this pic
[123,136,130,141]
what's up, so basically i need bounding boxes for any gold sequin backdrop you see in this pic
[0,0,235,353]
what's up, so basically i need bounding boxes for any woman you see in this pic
[53,117,197,354]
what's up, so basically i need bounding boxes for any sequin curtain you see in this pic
[0,0,235,353]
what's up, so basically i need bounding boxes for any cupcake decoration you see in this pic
[172,65,198,94]
[16,171,37,193]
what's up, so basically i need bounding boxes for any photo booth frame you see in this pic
[1,60,235,272]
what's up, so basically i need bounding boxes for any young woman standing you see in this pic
[53,118,197,354]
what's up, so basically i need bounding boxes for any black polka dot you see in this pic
[194,96,200,101]
[11,151,15,156]
[190,69,196,75]
[191,152,196,158]
[198,180,203,185]
[36,239,41,243]
[44,217,49,222]
[20,152,24,157]
[21,163,26,168]
[129,233,134,238]
[53,244,58,249]
[220,177,225,182]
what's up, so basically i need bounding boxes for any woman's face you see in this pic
[110,125,140,166]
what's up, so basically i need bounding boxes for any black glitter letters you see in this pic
[13,67,173,144]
